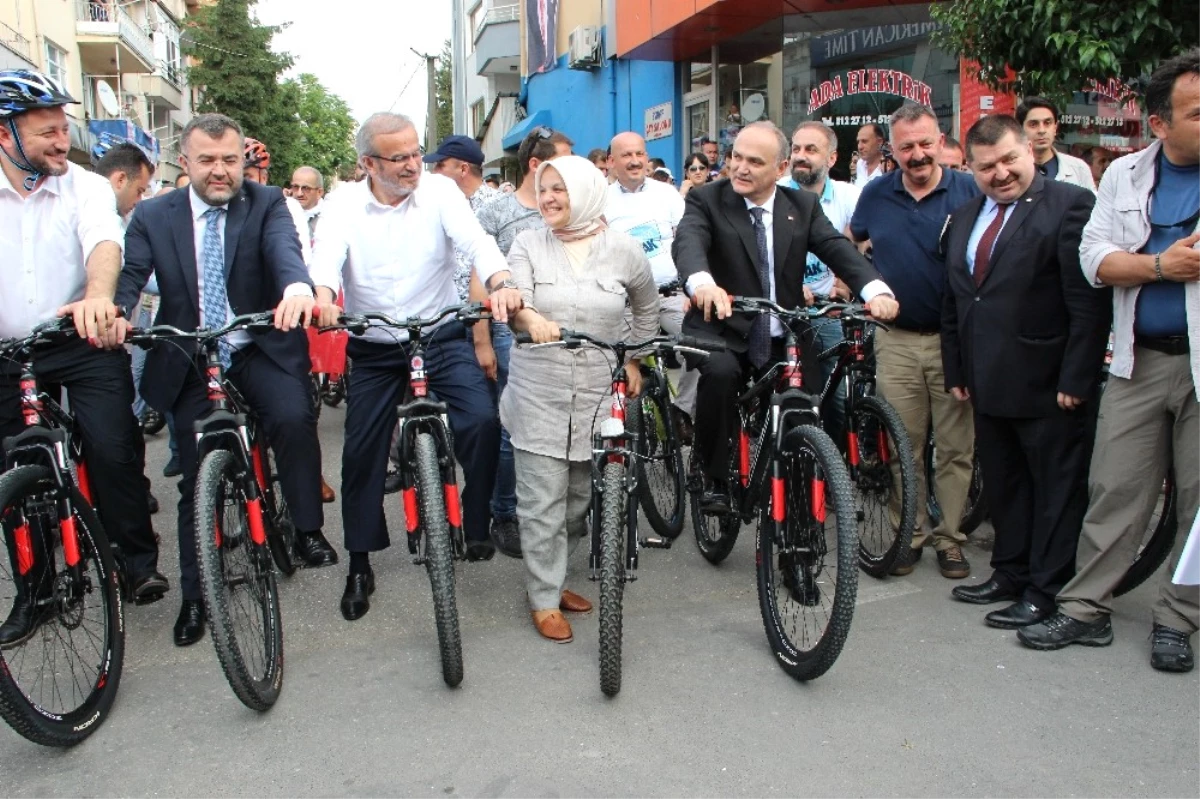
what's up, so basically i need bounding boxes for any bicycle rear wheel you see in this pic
[757,425,858,682]
[195,449,284,711]
[0,465,124,746]
[958,455,988,535]
[598,460,627,697]
[414,432,464,687]
[688,447,740,564]
[1114,471,1178,597]
[261,445,298,577]
[631,374,685,539]
[850,397,916,577]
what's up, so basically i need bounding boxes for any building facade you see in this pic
[452,0,523,177]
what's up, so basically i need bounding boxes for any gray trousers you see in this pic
[515,448,591,611]
[1058,348,1200,633]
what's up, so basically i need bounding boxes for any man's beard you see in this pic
[28,151,68,177]
[792,162,827,188]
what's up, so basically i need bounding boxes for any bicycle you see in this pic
[809,299,917,577]
[0,318,124,746]
[325,303,494,688]
[686,296,859,682]
[514,328,720,697]
[127,312,298,711]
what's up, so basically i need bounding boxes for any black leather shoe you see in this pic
[0,590,53,647]
[140,409,165,436]
[163,455,182,479]
[131,570,169,606]
[780,554,821,606]
[173,600,206,647]
[294,531,339,568]
[465,540,496,562]
[1151,624,1195,673]
[147,489,160,515]
[383,469,402,495]
[985,600,1054,629]
[490,518,522,559]
[699,478,731,514]
[341,570,375,621]
[952,577,1020,605]
[1018,612,1113,650]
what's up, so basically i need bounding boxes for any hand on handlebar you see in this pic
[57,298,121,349]
[803,285,815,307]
[692,284,732,321]
[488,286,523,324]
[274,294,315,332]
[526,315,561,344]
[866,294,899,322]
[314,299,343,329]
[624,360,642,398]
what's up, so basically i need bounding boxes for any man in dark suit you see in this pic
[672,121,899,506]
[942,114,1111,628]
[115,113,338,647]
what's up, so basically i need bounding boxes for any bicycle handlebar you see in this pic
[513,329,725,356]
[320,302,492,336]
[731,295,885,327]
[0,316,80,357]
[126,311,279,347]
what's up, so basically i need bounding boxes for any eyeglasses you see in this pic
[687,164,707,172]
[367,149,423,164]
[288,184,320,193]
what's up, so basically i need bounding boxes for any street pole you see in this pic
[411,47,438,151]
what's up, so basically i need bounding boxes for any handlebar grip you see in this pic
[514,331,532,344]
[677,334,726,353]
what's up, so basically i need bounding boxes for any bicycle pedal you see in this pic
[639,536,671,549]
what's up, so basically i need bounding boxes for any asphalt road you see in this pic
[4,405,1198,797]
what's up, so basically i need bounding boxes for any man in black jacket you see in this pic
[115,113,337,647]
[942,115,1111,628]
[672,121,898,508]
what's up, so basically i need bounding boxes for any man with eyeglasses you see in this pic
[310,112,521,621]
[289,166,325,241]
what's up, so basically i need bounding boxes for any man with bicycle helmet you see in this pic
[242,136,312,265]
[0,69,166,645]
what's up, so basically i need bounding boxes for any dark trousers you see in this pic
[342,323,498,552]
[974,409,1092,607]
[687,331,820,481]
[0,338,158,576]
[170,346,323,600]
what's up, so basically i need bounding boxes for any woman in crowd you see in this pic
[679,152,711,197]
[501,155,658,644]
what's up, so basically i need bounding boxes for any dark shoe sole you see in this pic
[1017,628,1114,651]
[1151,656,1195,673]
[341,602,369,621]
[173,629,205,647]
[952,589,1019,605]
[985,615,1051,630]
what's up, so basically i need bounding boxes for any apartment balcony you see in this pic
[74,0,156,75]
[129,61,184,111]
[474,4,519,76]
[0,20,36,70]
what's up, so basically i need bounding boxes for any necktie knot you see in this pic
[749,206,765,227]
[205,206,225,221]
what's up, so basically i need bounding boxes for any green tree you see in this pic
[435,39,454,143]
[182,0,296,185]
[272,73,358,187]
[932,0,1200,103]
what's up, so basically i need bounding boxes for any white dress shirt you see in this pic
[0,162,125,338]
[605,177,686,286]
[309,173,509,341]
[965,197,1017,275]
[855,159,885,187]
[284,195,312,265]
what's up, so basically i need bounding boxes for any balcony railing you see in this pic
[474,4,518,43]
[0,20,32,63]
[74,0,157,70]
[157,60,182,89]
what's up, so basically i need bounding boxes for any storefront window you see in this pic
[1058,82,1149,156]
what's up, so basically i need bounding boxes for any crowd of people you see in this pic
[0,47,1195,671]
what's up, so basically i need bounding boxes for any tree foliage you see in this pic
[274,73,358,187]
[931,0,1200,103]
[435,39,454,144]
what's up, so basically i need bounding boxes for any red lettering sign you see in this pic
[808,69,932,113]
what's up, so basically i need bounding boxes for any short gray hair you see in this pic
[181,113,243,154]
[742,121,789,164]
[791,121,838,153]
[293,165,324,190]
[889,104,938,138]
[355,112,416,158]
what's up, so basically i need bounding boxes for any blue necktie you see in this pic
[200,206,231,368]
[748,206,771,368]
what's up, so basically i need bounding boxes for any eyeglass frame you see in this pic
[288,183,322,193]
[365,148,425,165]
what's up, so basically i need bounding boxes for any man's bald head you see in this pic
[607,131,649,191]
[289,165,325,210]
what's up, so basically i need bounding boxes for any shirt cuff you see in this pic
[685,272,716,296]
[283,282,314,299]
[859,279,892,302]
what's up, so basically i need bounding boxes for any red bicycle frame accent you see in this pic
[251,443,268,492]
[847,432,861,467]
[607,375,627,464]
[206,364,226,402]
[782,342,804,389]
[76,461,94,505]
[738,430,751,487]
[811,478,827,523]
[246,497,267,546]
[19,375,41,426]
[13,522,33,575]
[411,354,428,398]
[60,513,81,567]
[444,484,462,528]
[403,487,419,532]
[771,476,786,522]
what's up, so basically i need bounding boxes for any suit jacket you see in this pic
[940,175,1112,418]
[116,181,313,412]
[672,179,882,349]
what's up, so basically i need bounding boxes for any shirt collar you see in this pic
[304,198,323,219]
[363,175,421,212]
[617,178,646,194]
[819,178,835,204]
[890,165,953,196]
[744,189,776,214]
[189,186,229,220]
[0,162,66,197]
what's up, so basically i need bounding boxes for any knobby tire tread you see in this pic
[853,397,917,577]
[415,433,464,687]
[598,460,626,697]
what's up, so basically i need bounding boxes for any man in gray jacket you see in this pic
[1016,97,1095,190]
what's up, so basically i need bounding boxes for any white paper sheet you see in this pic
[1172,508,1200,586]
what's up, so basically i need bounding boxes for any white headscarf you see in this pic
[534,154,608,242]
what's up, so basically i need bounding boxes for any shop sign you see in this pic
[811,23,942,67]
[808,68,933,113]
[644,102,673,141]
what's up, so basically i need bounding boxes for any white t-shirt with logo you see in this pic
[787,178,861,296]
[605,178,686,286]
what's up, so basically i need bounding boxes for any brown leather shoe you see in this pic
[531,609,573,643]
[560,589,593,614]
[321,476,336,503]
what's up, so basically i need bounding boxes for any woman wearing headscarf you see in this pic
[501,155,659,644]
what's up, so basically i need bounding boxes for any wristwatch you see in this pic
[488,277,518,292]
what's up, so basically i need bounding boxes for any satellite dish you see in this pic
[96,81,120,116]
[743,93,766,123]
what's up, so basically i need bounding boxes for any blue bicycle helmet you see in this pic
[0,69,78,189]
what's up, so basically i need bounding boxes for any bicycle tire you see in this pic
[310,374,323,421]
[414,432,464,687]
[598,460,626,698]
[757,425,858,682]
[958,456,989,535]
[195,449,284,711]
[631,375,685,539]
[688,446,741,564]
[0,465,124,747]
[263,446,297,577]
[1114,472,1179,598]
[851,397,917,577]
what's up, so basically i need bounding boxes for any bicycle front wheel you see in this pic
[1114,471,1178,597]
[262,445,298,577]
[958,454,989,535]
[688,446,740,564]
[757,425,858,682]
[195,449,284,711]
[631,375,685,539]
[0,465,124,747]
[850,397,916,577]
[414,432,464,687]
[598,460,627,698]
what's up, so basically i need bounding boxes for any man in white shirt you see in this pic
[0,69,165,646]
[855,123,887,186]
[310,112,521,621]
[1016,97,1096,190]
[605,131,699,430]
[289,165,325,244]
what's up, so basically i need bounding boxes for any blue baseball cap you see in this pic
[422,135,485,166]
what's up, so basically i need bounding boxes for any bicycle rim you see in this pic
[634,384,685,539]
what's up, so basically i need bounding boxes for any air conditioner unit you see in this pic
[568,25,601,70]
